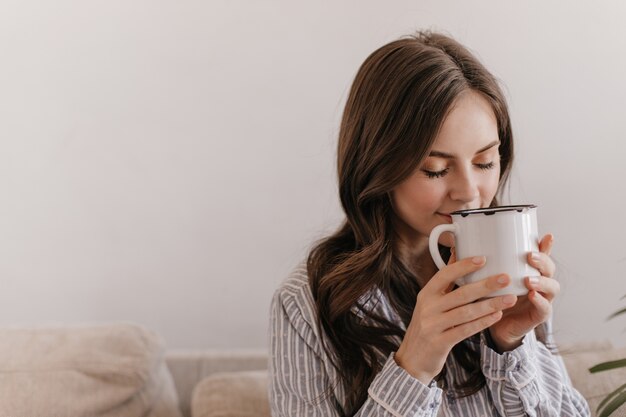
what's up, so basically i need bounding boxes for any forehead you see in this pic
[429,90,499,154]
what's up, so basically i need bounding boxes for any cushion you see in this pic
[191,370,270,417]
[166,350,268,417]
[0,322,182,417]
[562,344,626,416]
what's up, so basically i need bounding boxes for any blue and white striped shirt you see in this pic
[269,262,590,417]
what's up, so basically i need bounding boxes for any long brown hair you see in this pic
[307,31,529,416]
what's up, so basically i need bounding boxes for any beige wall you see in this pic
[0,0,624,348]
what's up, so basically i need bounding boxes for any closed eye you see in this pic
[476,162,495,170]
[422,161,496,179]
[423,168,449,178]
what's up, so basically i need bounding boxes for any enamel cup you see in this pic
[428,205,540,297]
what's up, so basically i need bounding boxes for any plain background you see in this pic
[1,0,625,349]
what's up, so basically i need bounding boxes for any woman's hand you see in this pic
[394,254,517,385]
[487,233,559,353]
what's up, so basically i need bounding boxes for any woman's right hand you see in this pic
[394,254,518,385]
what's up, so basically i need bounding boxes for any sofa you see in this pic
[0,322,624,417]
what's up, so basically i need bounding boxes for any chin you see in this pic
[438,233,455,248]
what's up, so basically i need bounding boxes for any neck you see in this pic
[395,234,439,288]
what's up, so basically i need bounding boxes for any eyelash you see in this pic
[423,162,495,179]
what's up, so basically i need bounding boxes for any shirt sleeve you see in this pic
[268,288,443,417]
[480,328,591,417]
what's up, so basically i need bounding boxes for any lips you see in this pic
[437,212,453,221]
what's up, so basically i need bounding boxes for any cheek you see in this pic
[393,180,445,218]
[483,168,501,200]
[415,183,446,212]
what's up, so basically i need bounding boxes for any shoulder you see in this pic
[274,259,310,301]
[271,259,319,334]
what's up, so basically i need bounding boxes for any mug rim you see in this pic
[450,204,537,216]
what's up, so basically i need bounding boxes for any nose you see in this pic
[449,168,480,204]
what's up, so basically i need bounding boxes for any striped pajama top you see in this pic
[268,261,591,417]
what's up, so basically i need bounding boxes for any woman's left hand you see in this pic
[487,233,559,353]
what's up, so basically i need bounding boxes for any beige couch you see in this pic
[0,322,624,417]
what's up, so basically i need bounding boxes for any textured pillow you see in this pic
[0,322,182,417]
[191,370,270,417]
[562,344,626,416]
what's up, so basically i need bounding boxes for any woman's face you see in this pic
[390,90,502,249]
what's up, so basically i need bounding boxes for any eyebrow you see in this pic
[428,140,501,159]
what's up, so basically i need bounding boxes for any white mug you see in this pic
[428,204,541,297]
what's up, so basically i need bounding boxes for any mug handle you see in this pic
[428,224,460,279]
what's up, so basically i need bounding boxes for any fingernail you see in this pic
[497,274,509,285]
[531,252,541,261]
[528,276,539,287]
[472,256,485,265]
[503,294,517,305]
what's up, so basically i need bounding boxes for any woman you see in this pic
[269,31,590,417]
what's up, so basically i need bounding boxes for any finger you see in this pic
[443,248,458,293]
[527,251,556,278]
[538,234,554,256]
[528,290,552,321]
[439,273,511,312]
[448,247,457,265]
[440,294,517,331]
[426,255,486,295]
[442,310,503,347]
[526,276,560,301]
